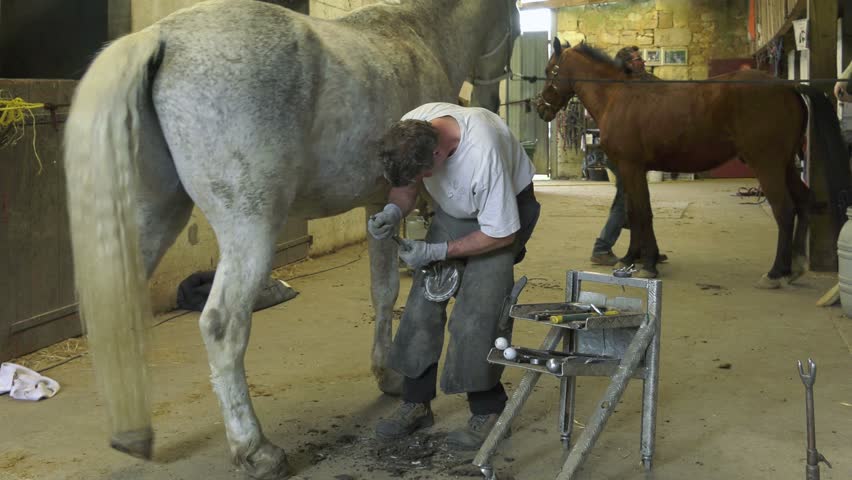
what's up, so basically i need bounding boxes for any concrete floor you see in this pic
[2,179,851,480]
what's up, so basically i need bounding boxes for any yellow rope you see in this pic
[0,95,45,175]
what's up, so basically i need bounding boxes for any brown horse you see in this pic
[536,39,849,287]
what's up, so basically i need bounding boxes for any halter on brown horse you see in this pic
[536,39,850,287]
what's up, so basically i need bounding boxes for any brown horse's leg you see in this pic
[620,166,659,277]
[787,165,812,281]
[753,167,796,288]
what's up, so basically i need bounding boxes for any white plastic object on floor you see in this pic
[0,362,61,401]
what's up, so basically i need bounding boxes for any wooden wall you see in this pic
[0,78,311,362]
[750,0,807,53]
[0,79,79,362]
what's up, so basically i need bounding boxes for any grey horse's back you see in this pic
[150,0,327,203]
[154,0,322,115]
[151,0,454,217]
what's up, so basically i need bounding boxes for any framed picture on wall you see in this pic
[643,48,661,66]
[663,48,688,65]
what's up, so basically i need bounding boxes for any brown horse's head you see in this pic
[535,37,573,122]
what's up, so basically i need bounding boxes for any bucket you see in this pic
[838,207,852,316]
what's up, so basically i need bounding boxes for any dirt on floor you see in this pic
[1,178,851,480]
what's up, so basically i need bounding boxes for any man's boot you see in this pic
[590,250,619,266]
[446,413,508,450]
[375,402,434,440]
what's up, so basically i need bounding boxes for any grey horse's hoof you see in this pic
[635,269,657,279]
[238,440,290,480]
[111,428,154,460]
[755,274,781,289]
[375,367,403,396]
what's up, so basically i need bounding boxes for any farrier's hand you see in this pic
[368,203,403,240]
[398,239,448,269]
[835,81,852,103]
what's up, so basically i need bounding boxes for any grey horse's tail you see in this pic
[64,26,165,459]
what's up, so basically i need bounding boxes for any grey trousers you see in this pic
[593,158,626,254]
[388,185,540,394]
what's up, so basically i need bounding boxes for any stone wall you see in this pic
[557,0,750,80]
[554,0,750,178]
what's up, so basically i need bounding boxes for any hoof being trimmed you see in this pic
[375,368,403,397]
[755,274,781,289]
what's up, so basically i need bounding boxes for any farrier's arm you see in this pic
[447,230,515,258]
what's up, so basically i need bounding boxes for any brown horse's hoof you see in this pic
[789,255,808,284]
[635,269,657,279]
[755,274,781,289]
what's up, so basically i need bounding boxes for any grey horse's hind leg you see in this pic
[138,189,194,276]
[367,204,403,396]
[199,218,289,479]
[136,102,195,277]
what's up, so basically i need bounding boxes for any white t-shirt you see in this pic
[401,103,536,238]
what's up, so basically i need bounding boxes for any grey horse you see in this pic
[63,0,518,478]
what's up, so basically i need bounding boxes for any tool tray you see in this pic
[509,302,646,330]
[487,346,648,379]
[491,302,650,378]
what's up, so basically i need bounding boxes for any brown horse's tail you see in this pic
[797,85,851,234]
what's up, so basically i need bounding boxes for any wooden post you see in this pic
[108,0,132,39]
[843,0,852,67]
[808,0,840,271]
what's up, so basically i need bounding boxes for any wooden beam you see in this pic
[808,0,841,271]
[842,0,852,66]
[518,0,618,10]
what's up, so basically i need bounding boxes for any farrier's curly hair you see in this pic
[380,119,438,187]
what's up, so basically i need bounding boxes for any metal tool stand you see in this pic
[474,271,662,480]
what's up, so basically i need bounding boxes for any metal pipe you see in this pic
[640,279,662,469]
[556,318,656,480]
[559,329,577,446]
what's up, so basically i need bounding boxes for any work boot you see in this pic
[446,413,508,450]
[590,251,619,266]
[375,402,434,440]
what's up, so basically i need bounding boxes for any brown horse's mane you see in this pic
[573,43,622,73]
